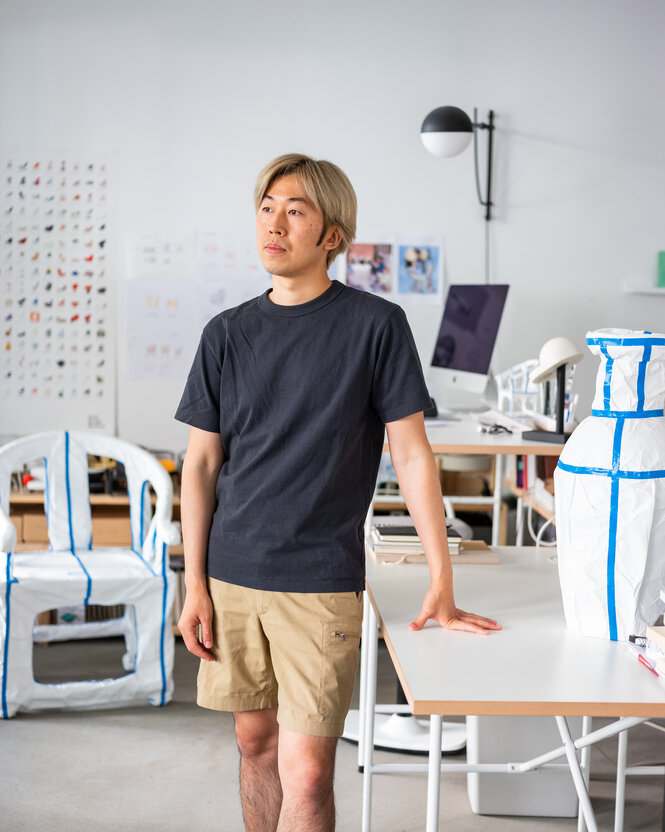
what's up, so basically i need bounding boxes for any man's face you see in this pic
[256,174,334,279]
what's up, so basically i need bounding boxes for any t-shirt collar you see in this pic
[258,279,345,317]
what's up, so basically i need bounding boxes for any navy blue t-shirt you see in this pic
[174,279,432,592]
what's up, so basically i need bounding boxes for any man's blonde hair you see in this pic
[254,153,357,267]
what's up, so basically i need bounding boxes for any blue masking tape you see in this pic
[159,542,168,706]
[44,456,52,551]
[64,432,92,605]
[611,417,624,475]
[139,479,149,549]
[600,345,613,411]
[557,461,665,480]
[607,475,620,641]
[592,409,663,419]
[587,337,665,347]
[636,344,652,413]
[2,553,17,720]
[605,417,625,640]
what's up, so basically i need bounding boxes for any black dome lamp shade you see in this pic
[420,105,496,221]
[420,106,474,157]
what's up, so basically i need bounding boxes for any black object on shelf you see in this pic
[523,364,571,445]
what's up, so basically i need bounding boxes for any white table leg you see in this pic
[426,715,443,832]
[492,454,504,547]
[357,591,371,769]
[614,729,628,832]
[358,498,375,770]
[556,715,599,832]
[577,715,592,832]
[361,601,379,832]
[515,496,524,546]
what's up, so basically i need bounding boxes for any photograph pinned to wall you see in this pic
[397,240,443,302]
[344,242,393,296]
[195,230,269,325]
[0,153,116,434]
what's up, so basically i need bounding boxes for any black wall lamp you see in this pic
[420,106,495,221]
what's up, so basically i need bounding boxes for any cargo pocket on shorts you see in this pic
[319,621,362,720]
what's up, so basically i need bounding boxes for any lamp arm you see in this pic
[472,108,495,221]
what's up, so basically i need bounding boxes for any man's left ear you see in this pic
[323,226,342,251]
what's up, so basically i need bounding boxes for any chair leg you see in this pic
[121,605,138,671]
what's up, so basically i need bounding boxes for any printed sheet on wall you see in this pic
[0,154,116,436]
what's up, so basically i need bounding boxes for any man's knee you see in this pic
[234,709,279,760]
[282,759,334,801]
[279,733,337,800]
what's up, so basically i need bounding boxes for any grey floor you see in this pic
[1,637,664,832]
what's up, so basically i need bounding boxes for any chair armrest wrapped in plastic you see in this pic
[0,504,17,555]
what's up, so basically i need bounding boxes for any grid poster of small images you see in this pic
[0,155,116,434]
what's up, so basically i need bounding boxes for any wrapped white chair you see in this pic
[0,431,180,718]
[494,359,539,416]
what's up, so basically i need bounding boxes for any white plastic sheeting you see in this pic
[554,329,665,641]
[0,431,180,718]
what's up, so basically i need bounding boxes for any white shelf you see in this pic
[622,284,665,295]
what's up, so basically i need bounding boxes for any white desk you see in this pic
[361,547,665,832]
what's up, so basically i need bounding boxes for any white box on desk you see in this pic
[466,715,582,817]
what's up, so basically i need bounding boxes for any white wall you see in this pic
[2,0,664,452]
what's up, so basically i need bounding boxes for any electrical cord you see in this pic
[528,500,556,548]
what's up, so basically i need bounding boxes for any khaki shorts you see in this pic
[198,577,364,738]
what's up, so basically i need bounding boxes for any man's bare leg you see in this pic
[234,709,282,832]
[276,727,338,832]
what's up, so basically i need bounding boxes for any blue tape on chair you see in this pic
[130,549,156,576]
[2,553,18,720]
[64,431,92,606]
[159,542,168,707]
[139,479,149,549]
[44,456,53,552]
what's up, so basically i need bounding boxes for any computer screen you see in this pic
[428,283,509,405]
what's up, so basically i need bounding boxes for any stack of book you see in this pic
[631,600,665,688]
[369,523,462,563]
[645,625,665,677]
[366,523,500,565]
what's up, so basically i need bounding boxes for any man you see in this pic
[175,153,500,832]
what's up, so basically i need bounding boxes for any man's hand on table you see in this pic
[409,584,502,635]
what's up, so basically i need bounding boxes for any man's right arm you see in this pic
[178,425,224,661]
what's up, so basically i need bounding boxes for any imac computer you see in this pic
[427,283,509,413]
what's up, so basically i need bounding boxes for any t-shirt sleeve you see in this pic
[174,321,223,433]
[371,307,434,423]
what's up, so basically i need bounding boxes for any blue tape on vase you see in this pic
[600,345,613,411]
[587,337,665,347]
[636,344,652,412]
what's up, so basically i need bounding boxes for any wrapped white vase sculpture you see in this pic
[554,329,665,641]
